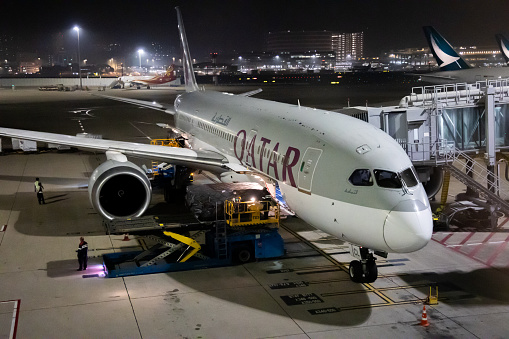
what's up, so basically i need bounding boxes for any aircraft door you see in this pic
[298,147,323,193]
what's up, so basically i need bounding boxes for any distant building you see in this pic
[18,52,42,74]
[382,48,434,71]
[267,31,333,53]
[228,51,336,72]
[267,30,364,67]
[457,45,504,67]
[332,32,363,62]
[0,34,17,63]
[382,44,505,71]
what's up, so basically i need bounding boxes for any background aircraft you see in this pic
[420,26,509,83]
[111,65,179,89]
[496,34,509,64]
[0,7,433,283]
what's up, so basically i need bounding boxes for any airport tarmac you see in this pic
[1,87,509,338]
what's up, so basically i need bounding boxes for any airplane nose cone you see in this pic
[384,200,433,253]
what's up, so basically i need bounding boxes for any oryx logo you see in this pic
[496,34,509,63]
[423,26,470,71]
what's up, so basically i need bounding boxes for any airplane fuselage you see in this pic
[174,90,433,254]
[420,67,509,84]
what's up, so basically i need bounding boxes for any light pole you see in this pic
[138,49,144,71]
[73,26,82,90]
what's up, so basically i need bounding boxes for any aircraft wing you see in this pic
[237,88,262,97]
[413,73,456,81]
[94,94,175,114]
[0,127,248,172]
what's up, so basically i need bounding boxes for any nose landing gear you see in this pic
[349,247,378,283]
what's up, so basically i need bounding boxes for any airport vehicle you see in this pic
[420,26,509,83]
[496,34,509,63]
[111,64,178,89]
[103,198,284,278]
[0,7,433,283]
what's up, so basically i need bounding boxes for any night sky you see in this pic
[3,0,509,58]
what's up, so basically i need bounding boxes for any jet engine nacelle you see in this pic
[88,160,152,220]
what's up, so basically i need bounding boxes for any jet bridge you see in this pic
[343,79,509,229]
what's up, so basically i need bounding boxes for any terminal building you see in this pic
[382,45,505,71]
[266,30,364,70]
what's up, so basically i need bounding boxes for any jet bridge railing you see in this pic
[447,148,509,202]
[407,83,483,107]
[398,139,456,166]
[475,80,509,103]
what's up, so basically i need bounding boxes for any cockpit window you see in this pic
[348,169,373,186]
[374,169,402,188]
[400,167,419,187]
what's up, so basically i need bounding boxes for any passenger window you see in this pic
[348,169,373,186]
[374,169,402,188]
[400,167,419,187]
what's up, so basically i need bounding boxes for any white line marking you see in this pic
[446,241,506,247]
[1,300,19,339]
[129,122,152,140]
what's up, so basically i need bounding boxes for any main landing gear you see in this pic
[349,247,378,283]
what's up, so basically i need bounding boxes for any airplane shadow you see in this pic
[399,267,509,304]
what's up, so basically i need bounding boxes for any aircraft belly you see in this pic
[279,183,390,252]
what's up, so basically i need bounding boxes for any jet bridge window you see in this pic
[374,169,402,189]
[348,169,373,186]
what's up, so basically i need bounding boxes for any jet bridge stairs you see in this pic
[436,148,509,230]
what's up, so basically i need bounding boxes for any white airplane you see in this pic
[111,65,179,89]
[0,7,433,283]
[419,26,509,84]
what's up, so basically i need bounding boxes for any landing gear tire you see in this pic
[365,259,378,283]
[349,260,363,283]
[349,247,380,283]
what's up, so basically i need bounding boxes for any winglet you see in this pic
[496,34,509,63]
[423,26,470,71]
[176,7,199,92]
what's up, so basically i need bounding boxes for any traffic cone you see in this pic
[420,305,430,327]
[122,233,130,241]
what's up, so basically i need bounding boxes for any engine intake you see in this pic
[88,160,151,220]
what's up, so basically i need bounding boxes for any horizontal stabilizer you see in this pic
[94,94,175,114]
[238,88,263,97]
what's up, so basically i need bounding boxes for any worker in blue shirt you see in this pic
[77,237,88,271]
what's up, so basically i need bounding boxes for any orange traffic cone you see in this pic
[122,233,130,241]
[420,305,430,327]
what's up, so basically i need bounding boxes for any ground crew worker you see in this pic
[34,178,45,204]
[77,237,88,271]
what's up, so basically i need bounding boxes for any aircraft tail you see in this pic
[496,34,509,63]
[423,26,470,71]
[163,64,176,79]
[176,7,199,92]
